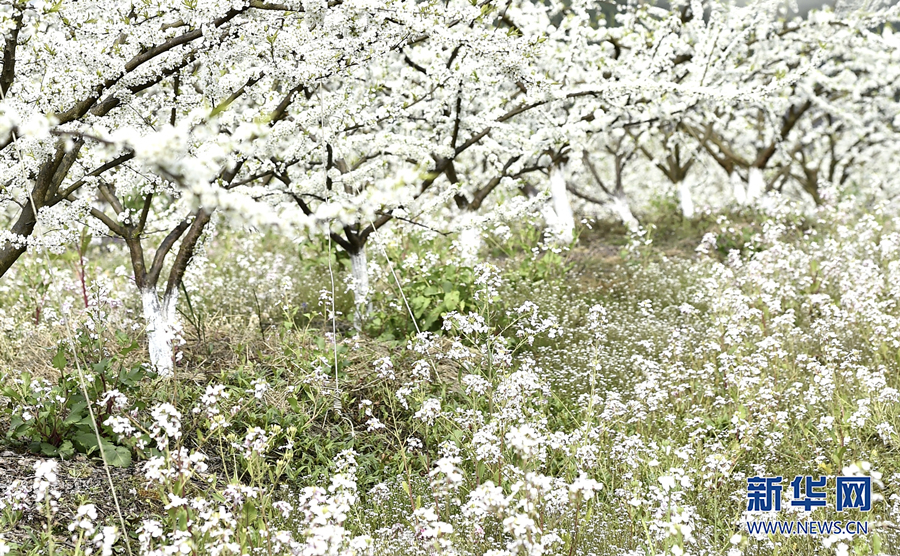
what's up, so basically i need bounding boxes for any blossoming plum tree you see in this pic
[502,0,794,232]
[223,0,555,319]
[2,0,537,369]
[2,0,898,371]
[235,0,806,312]
[679,5,900,206]
[545,1,900,221]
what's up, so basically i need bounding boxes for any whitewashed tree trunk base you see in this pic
[679,179,695,219]
[747,167,764,204]
[548,164,575,243]
[142,288,176,377]
[456,226,483,267]
[349,248,370,328]
[612,194,640,233]
[732,172,747,205]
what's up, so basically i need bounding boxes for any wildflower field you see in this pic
[2,197,900,556]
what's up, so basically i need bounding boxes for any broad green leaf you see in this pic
[58,441,75,459]
[52,347,67,370]
[74,432,101,453]
[63,401,88,424]
[443,290,460,311]
[103,444,132,468]
[423,286,441,296]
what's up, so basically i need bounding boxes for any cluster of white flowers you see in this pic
[149,403,182,450]
[33,460,59,510]
[68,505,119,556]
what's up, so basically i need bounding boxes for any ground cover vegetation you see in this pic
[1,0,900,554]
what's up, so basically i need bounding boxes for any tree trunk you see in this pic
[126,208,210,376]
[349,246,370,327]
[747,168,764,204]
[611,192,639,233]
[141,287,177,377]
[456,226,483,267]
[678,178,695,219]
[731,172,747,205]
[548,163,575,243]
[0,205,33,278]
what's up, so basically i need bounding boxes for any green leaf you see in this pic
[58,440,75,459]
[423,286,441,297]
[40,442,59,456]
[245,501,258,522]
[424,307,442,330]
[122,368,142,387]
[8,415,25,437]
[103,444,132,468]
[74,432,101,453]
[63,401,88,425]
[52,346,67,370]
[92,359,110,374]
[443,290,461,311]
[411,296,429,318]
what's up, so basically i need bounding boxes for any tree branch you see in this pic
[98,182,126,218]
[135,193,154,236]
[55,7,252,124]
[146,218,191,287]
[164,208,212,299]
[0,4,23,97]
[752,99,811,169]
[210,75,263,118]
[582,151,612,196]
[92,49,200,117]
[567,184,608,206]
[55,152,136,202]
[89,207,127,237]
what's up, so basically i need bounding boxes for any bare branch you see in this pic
[582,151,612,196]
[450,95,463,149]
[89,207,127,237]
[164,208,212,299]
[98,182,126,217]
[135,193,154,236]
[379,211,450,236]
[567,184,608,206]
[403,54,428,74]
[752,99,812,169]
[210,75,263,118]
[146,218,192,287]
[249,0,305,10]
